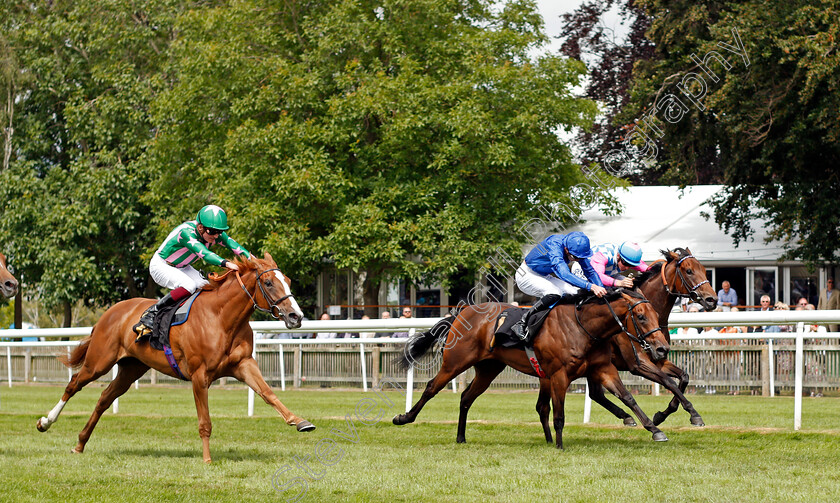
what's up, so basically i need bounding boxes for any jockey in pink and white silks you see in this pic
[512,231,607,344]
[589,242,649,289]
[133,205,251,340]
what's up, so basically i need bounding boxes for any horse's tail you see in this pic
[398,316,457,369]
[59,335,91,369]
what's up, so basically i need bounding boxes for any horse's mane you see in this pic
[205,257,259,291]
[632,247,690,288]
[555,287,644,306]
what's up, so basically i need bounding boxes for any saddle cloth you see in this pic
[493,306,554,349]
[150,290,202,351]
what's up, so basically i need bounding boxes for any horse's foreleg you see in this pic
[596,366,667,442]
[231,357,314,432]
[73,361,148,454]
[456,360,505,444]
[548,373,570,449]
[653,360,704,426]
[586,377,637,427]
[536,379,552,443]
[190,370,214,463]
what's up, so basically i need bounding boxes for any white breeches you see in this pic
[150,254,208,293]
[515,262,582,298]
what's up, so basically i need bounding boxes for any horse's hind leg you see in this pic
[37,344,120,433]
[652,360,704,427]
[231,357,315,432]
[393,351,478,426]
[586,377,637,427]
[73,360,149,454]
[536,379,552,443]
[456,360,505,444]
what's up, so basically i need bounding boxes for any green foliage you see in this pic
[0,0,603,316]
[627,0,840,265]
[143,0,599,286]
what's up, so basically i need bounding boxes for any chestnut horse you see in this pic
[394,289,670,449]
[532,247,718,439]
[0,252,19,298]
[36,253,314,463]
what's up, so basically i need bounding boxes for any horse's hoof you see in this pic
[296,420,315,432]
[690,416,705,427]
[70,447,83,454]
[652,412,666,426]
[36,418,49,432]
[392,414,408,425]
[456,437,466,444]
[622,417,637,427]
[652,432,668,442]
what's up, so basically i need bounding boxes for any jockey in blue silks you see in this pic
[512,231,607,344]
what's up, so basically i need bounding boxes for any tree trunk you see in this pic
[63,300,72,327]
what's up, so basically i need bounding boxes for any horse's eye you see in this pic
[638,314,646,322]
[686,269,693,275]
[265,280,273,287]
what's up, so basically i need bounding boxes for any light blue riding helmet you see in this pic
[618,241,643,267]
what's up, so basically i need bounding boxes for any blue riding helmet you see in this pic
[618,241,643,266]
[564,232,593,259]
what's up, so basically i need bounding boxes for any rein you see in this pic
[235,269,294,320]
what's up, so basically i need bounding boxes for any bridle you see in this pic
[575,293,663,363]
[652,252,710,303]
[235,268,295,321]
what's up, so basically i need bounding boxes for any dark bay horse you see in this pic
[394,289,670,449]
[0,252,19,298]
[36,253,315,463]
[533,248,718,437]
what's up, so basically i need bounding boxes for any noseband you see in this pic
[235,268,295,320]
[656,253,711,302]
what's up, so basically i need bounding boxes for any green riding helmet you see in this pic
[196,205,229,230]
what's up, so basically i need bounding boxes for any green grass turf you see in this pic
[1,384,839,502]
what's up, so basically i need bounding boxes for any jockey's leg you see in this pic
[134,257,198,340]
[510,262,575,344]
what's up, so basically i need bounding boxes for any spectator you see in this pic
[817,278,840,332]
[392,307,412,338]
[750,294,773,333]
[765,301,791,336]
[380,310,392,319]
[315,312,338,339]
[717,281,738,311]
[719,307,747,336]
[359,314,375,339]
[676,305,701,345]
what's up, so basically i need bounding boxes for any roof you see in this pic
[566,185,786,264]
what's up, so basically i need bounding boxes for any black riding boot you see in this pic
[133,292,178,342]
[510,294,561,345]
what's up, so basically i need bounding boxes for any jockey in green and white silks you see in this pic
[134,205,251,340]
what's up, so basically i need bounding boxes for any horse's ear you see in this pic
[263,252,274,264]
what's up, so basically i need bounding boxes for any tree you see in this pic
[623,0,840,265]
[0,0,179,323]
[143,0,602,315]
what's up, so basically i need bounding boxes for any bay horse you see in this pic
[394,289,670,449]
[532,247,718,439]
[36,253,315,463]
[0,252,19,298]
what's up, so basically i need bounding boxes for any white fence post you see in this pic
[111,366,119,413]
[248,344,256,417]
[794,323,804,431]
[769,338,775,398]
[405,328,416,413]
[279,343,286,392]
[360,343,368,392]
[583,380,591,424]
[6,347,11,387]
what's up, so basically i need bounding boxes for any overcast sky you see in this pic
[533,0,627,56]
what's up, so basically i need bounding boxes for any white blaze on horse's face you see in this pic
[274,270,303,317]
